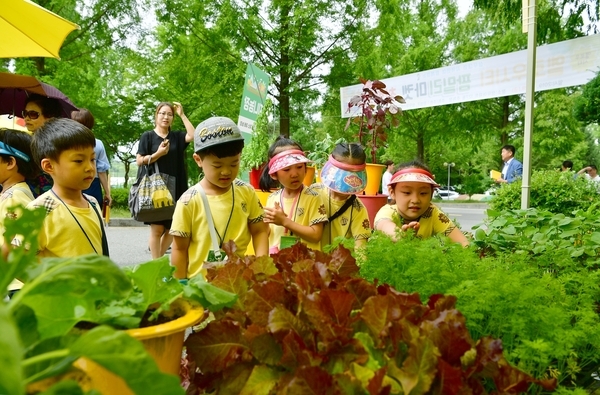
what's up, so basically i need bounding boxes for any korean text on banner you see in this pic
[237,63,270,135]
[340,34,600,117]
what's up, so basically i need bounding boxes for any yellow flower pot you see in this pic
[303,165,316,186]
[71,299,204,394]
[364,163,386,195]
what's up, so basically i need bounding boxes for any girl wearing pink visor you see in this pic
[309,143,371,251]
[374,161,468,246]
[260,137,327,254]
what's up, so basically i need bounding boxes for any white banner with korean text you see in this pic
[340,34,600,117]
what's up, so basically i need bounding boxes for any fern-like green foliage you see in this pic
[490,170,600,214]
[360,232,600,392]
[241,99,274,171]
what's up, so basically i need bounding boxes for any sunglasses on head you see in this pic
[22,110,41,120]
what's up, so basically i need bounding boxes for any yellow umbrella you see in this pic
[0,0,79,59]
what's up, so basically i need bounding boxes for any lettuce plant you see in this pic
[183,242,556,394]
[0,206,237,395]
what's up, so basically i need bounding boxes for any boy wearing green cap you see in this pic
[170,116,269,280]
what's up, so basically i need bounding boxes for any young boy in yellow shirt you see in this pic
[0,129,38,294]
[24,118,108,257]
[170,117,268,280]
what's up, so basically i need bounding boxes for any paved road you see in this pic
[106,204,488,268]
[439,206,487,233]
[106,223,154,268]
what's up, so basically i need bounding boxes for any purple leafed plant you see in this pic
[345,79,405,163]
[182,242,557,394]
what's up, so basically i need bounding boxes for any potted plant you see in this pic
[181,242,556,394]
[345,79,404,196]
[1,206,237,394]
[241,99,273,189]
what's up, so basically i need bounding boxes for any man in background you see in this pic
[495,145,523,184]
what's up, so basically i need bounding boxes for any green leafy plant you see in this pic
[345,79,405,163]
[306,133,345,167]
[0,206,237,395]
[360,231,600,392]
[109,187,129,210]
[241,99,274,171]
[183,241,556,394]
[490,170,600,215]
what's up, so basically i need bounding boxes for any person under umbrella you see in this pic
[23,94,62,133]
[22,94,61,196]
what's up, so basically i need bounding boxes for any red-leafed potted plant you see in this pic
[345,79,404,223]
[181,242,557,394]
[345,79,404,196]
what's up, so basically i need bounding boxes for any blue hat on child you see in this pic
[0,141,29,162]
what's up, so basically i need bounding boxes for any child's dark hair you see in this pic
[259,136,303,192]
[196,140,244,159]
[0,129,38,179]
[396,159,432,172]
[31,118,96,164]
[331,142,366,164]
[24,94,63,118]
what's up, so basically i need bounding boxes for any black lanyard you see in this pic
[51,190,109,257]
[328,192,354,243]
[214,186,235,247]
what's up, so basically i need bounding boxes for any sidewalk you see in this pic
[108,201,490,227]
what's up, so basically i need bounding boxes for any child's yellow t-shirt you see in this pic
[25,191,103,258]
[309,183,371,247]
[1,182,34,291]
[170,179,264,279]
[374,203,457,239]
[266,187,328,252]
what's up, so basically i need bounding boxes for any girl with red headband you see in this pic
[374,160,468,246]
[260,136,328,254]
[309,143,371,251]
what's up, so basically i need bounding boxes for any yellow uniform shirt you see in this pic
[310,183,371,247]
[266,187,328,252]
[374,204,456,239]
[26,191,103,258]
[170,180,264,279]
[1,182,34,291]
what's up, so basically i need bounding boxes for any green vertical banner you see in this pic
[238,63,270,140]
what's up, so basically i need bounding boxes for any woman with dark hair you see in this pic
[136,101,195,259]
[23,94,63,133]
[71,108,111,210]
[22,95,63,196]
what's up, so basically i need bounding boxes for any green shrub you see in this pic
[490,170,600,215]
[110,187,129,209]
[360,232,600,392]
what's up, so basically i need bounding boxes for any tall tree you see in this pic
[153,0,369,137]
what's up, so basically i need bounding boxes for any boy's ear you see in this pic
[192,153,202,168]
[40,158,53,174]
[5,156,17,170]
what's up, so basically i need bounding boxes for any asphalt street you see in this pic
[106,203,488,268]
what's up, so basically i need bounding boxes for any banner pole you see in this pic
[521,0,537,210]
